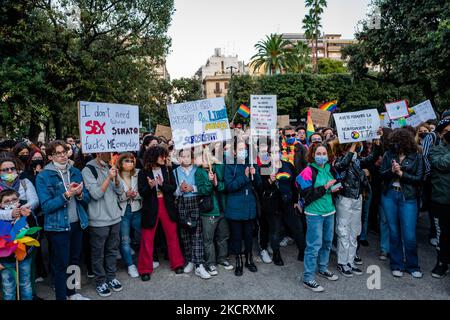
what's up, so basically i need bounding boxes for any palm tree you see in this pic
[285,41,311,73]
[302,0,327,73]
[250,34,291,75]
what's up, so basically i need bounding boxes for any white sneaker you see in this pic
[68,293,91,300]
[392,270,403,277]
[260,249,272,264]
[153,261,160,269]
[279,237,289,247]
[195,264,212,279]
[411,271,423,278]
[127,265,139,278]
[184,262,194,273]
[206,265,219,276]
[35,277,44,283]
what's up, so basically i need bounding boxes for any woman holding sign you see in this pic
[380,128,424,278]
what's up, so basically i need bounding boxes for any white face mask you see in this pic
[53,161,68,170]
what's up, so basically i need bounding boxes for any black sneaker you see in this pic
[337,264,353,277]
[318,270,339,281]
[107,278,123,292]
[348,264,363,275]
[174,267,184,274]
[141,273,151,282]
[303,280,324,292]
[431,262,449,279]
[359,240,369,247]
[96,283,112,297]
[354,254,363,265]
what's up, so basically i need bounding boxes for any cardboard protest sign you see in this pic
[277,115,290,129]
[155,124,172,140]
[78,101,140,153]
[309,108,331,128]
[385,100,409,120]
[167,97,231,150]
[250,95,277,136]
[412,100,437,122]
[333,109,380,144]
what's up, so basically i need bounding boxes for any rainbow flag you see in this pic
[318,100,337,112]
[237,104,250,118]
[276,172,291,180]
[306,110,315,140]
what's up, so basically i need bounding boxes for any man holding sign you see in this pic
[82,152,125,297]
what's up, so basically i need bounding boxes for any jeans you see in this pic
[381,189,420,272]
[431,202,450,265]
[360,188,372,241]
[45,222,83,300]
[1,257,33,300]
[336,195,362,266]
[303,214,335,282]
[89,223,121,286]
[228,219,254,255]
[201,215,230,266]
[379,205,390,254]
[120,205,142,267]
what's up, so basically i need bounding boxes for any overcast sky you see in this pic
[166,0,372,79]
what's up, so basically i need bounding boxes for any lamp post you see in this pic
[226,65,238,126]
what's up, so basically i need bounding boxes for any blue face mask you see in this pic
[315,155,328,166]
[237,149,248,160]
[224,150,233,159]
[286,137,296,145]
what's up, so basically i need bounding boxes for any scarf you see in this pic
[281,139,299,165]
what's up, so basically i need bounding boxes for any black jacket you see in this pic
[138,166,178,229]
[334,146,381,199]
[291,143,308,176]
[380,150,424,200]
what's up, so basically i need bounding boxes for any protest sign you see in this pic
[333,109,380,144]
[309,108,331,128]
[78,101,140,153]
[155,124,172,140]
[277,115,290,129]
[405,114,423,128]
[167,97,231,150]
[385,100,409,120]
[380,112,390,128]
[250,95,277,136]
[412,100,437,122]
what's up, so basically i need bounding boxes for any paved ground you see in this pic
[36,211,450,300]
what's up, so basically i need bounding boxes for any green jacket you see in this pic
[194,164,226,216]
[429,142,450,205]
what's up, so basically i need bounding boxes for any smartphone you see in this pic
[331,182,342,191]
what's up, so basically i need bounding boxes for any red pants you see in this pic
[138,198,185,274]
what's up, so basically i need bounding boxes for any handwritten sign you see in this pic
[405,114,423,128]
[78,101,140,153]
[412,100,436,122]
[385,100,409,120]
[167,97,231,150]
[309,108,331,128]
[333,109,380,144]
[155,124,172,140]
[277,115,290,129]
[250,95,277,136]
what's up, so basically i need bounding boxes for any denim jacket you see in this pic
[36,165,90,232]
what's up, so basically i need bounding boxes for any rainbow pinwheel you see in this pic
[0,217,41,261]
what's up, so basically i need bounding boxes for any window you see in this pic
[215,82,220,91]
[224,82,228,89]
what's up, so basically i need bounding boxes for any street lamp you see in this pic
[226,65,238,126]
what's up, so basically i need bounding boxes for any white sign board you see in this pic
[250,95,277,136]
[167,97,231,150]
[413,100,436,122]
[405,114,423,128]
[385,100,409,120]
[333,109,380,144]
[380,112,390,128]
[78,101,140,153]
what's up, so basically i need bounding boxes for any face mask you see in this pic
[260,153,270,162]
[418,132,427,139]
[18,155,29,163]
[237,149,248,161]
[53,161,68,170]
[0,172,18,183]
[2,201,19,210]
[286,137,296,145]
[315,155,328,166]
[224,150,233,159]
[31,159,44,168]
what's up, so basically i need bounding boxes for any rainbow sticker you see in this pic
[351,131,360,139]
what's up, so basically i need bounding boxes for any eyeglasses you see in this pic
[0,167,17,173]
[1,199,19,206]
[52,151,68,158]
[285,134,296,138]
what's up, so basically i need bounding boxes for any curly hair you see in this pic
[306,142,329,163]
[143,145,169,171]
[387,128,418,155]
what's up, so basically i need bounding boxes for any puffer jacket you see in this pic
[429,142,450,205]
[334,145,381,199]
[380,150,424,200]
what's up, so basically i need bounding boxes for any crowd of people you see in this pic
[0,110,449,299]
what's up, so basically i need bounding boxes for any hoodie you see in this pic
[44,162,79,224]
[82,159,124,227]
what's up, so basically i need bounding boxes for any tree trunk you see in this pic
[52,111,62,140]
[28,117,41,143]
